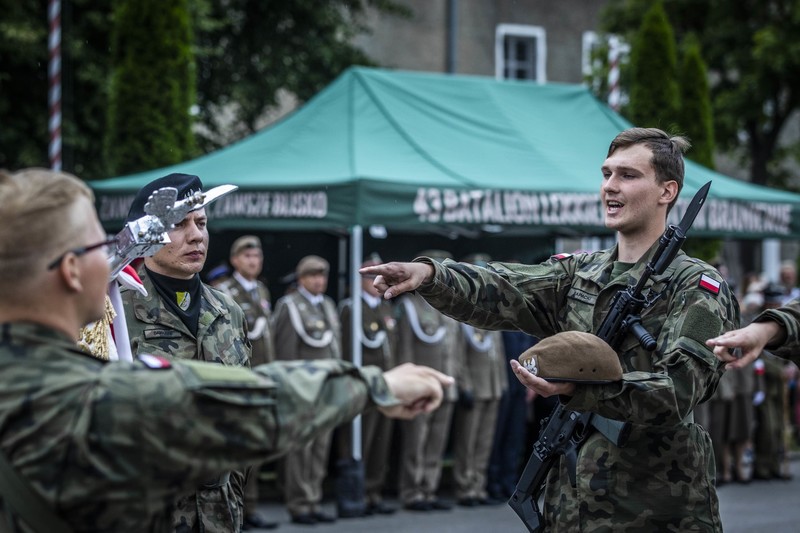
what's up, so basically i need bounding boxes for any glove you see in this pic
[458,388,475,410]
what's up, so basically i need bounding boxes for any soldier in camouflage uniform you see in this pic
[0,168,454,533]
[216,235,278,530]
[711,298,800,367]
[120,173,252,533]
[271,255,341,525]
[363,128,740,532]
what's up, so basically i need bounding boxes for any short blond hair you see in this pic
[0,168,94,282]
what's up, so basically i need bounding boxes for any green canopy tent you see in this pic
[92,67,800,240]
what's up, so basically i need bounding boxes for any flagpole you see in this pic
[48,0,62,171]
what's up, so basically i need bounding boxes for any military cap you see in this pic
[518,331,623,383]
[296,255,330,278]
[418,249,453,262]
[126,173,205,222]
[763,283,785,306]
[361,252,383,268]
[230,235,261,257]
[462,253,492,267]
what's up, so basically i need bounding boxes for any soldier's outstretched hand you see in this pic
[706,321,783,369]
[359,261,434,299]
[379,363,455,419]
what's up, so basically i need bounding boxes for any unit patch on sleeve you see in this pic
[698,274,721,295]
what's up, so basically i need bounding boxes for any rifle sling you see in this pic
[0,448,73,533]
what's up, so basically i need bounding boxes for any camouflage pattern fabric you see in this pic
[758,298,800,363]
[416,242,740,532]
[121,271,251,532]
[0,321,395,533]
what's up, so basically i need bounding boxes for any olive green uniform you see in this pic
[271,291,341,517]
[394,293,461,506]
[452,325,507,501]
[0,321,398,533]
[414,242,739,532]
[216,275,277,519]
[338,294,398,505]
[122,271,251,532]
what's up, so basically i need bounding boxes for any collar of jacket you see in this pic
[132,272,229,334]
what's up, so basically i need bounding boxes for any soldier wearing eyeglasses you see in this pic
[0,168,454,533]
[120,173,253,533]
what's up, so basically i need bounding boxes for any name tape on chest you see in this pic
[698,274,721,295]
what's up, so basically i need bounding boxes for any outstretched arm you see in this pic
[359,261,434,299]
[379,362,455,419]
[706,321,783,369]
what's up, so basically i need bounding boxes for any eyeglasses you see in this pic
[47,236,118,270]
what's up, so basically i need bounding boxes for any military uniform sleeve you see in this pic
[757,298,800,360]
[564,263,740,426]
[271,297,298,360]
[415,257,572,338]
[89,358,396,500]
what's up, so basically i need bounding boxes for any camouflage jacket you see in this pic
[217,276,276,366]
[758,298,800,363]
[0,321,396,533]
[121,271,250,532]
[416,242,740,532]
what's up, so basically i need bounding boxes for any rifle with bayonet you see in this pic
[508,181,712,532]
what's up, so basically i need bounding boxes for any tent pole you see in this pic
[350,225,363,460]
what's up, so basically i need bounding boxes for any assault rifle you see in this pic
[508,181,712,532]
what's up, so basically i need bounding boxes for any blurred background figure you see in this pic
[487,327,537,502]
[217,235,278,530]
[451,253,507,507]
[337,253,398,517]
[394,250,460,512]
[272,255,341,525]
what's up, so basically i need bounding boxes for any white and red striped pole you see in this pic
[48,0,62,171]
[607,35,621,112]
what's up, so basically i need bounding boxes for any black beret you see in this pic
[126,173,203,222]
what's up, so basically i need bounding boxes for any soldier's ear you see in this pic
[58,253,84,293]
[659,180,679,205]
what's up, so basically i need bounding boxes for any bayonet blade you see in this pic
[677,181,711,236]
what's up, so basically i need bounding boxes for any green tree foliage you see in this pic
[602,0,800,189]
[626,1,680,130]
[0,0,49,169]
[192,0,410,151]
[677,34,714,169]
[1,0,408,178]
[104,0,196,176]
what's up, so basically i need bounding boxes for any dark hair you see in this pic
[607,127,690,212]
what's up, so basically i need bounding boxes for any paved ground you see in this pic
[249,455,800,532]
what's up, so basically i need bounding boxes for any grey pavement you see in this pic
[250,457,800,532]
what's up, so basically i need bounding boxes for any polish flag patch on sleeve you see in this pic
[698,274,721,295]
[551,253,573,261]
[138,354,172,369]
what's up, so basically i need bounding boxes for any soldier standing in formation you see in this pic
[394,250,460,512]
[337,253,398,516]
[363,128,740,532]
[0,168,454,533]
[120,173,252,533]
[272,255,341,525]
[451,253,508,507]
[217,235,278,530]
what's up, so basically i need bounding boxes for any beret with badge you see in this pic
[518,331,623,384]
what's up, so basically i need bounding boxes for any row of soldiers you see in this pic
[213,239,516,527]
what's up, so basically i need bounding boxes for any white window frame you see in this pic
[495,24,547,83]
